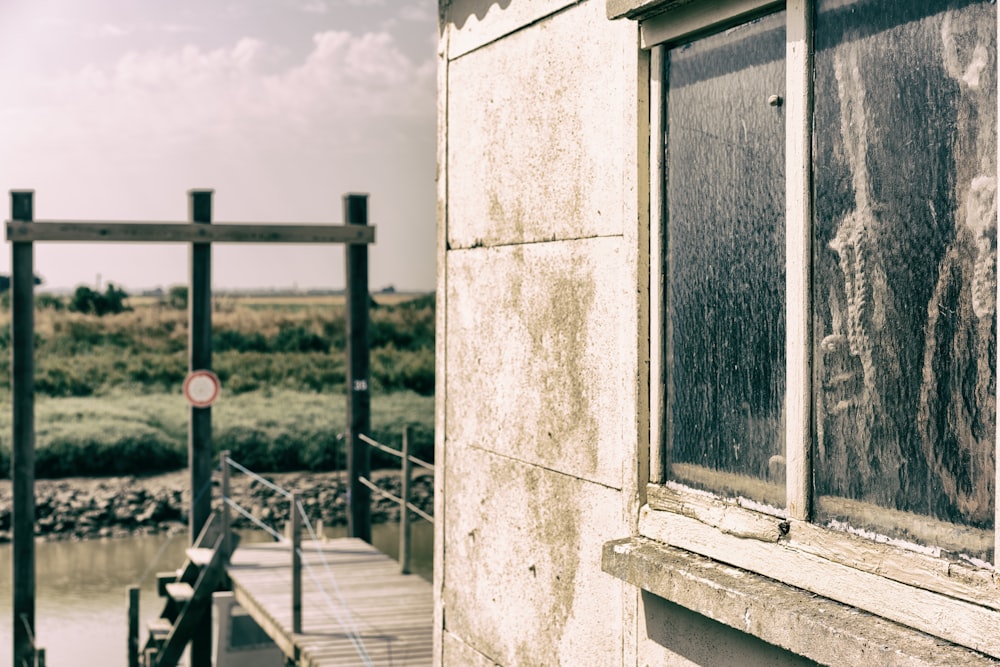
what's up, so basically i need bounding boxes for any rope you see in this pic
[19,614,34,647]
[224,456,292,499]
[136,468,216,586]
[221,486,374,666]
[296,547,374,666]
[295,497,374,666]
[223,496,374,665]
[223,497,285,543]
[136,532,181,586]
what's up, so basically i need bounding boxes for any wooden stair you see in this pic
[139,513,238,667]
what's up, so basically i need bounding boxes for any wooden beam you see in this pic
[345,193,372,543]
[187,189,213,667]
[5,221,375,244]
[10,190,35,667]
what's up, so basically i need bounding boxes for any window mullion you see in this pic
[785,0,814,521]
[649,45,666,485]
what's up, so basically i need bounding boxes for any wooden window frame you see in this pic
[642,0,1000,656]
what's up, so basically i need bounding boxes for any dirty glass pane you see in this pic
[813,0,996,560]
[665,11,786,509]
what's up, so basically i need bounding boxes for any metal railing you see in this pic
[358,425,434,574]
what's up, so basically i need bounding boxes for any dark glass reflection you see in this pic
[813,0,996,555]
[665,11,786,506]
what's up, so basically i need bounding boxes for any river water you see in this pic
[0,522,433,667]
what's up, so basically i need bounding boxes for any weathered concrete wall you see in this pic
[437,0,808,664]
[438,0,641,663]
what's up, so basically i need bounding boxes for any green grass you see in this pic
[0,292,436,477]
[0,389,434,479]
[0,292,435,397]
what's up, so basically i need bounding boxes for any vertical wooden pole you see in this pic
[128,586,140,667]
[221,450,231,559]
[11,190,35,667]
[400,426,413,575]
[291,492,302,635]
[188,189,213,667]
[345,193,371,543]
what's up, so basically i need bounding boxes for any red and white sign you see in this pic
[183,370,220,408]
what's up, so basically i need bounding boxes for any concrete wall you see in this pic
[436,1,812,664]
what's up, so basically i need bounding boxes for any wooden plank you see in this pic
[648,484,999,607]
[185,548,214,567]
[640,506,1000,657]
[604,535,999,667]
[228,538,433,667]
[5,221,375,244]
[165,583,194,603]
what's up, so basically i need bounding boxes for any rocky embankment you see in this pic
[0,470,433,542]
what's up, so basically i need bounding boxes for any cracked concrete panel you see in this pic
[447,0,630,249]
[443,448,624,666]
[445,236,633,489]
[446,0,578,59]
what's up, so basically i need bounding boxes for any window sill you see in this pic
[602,535,998,666]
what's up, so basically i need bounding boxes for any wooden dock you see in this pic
[227,537,433,666]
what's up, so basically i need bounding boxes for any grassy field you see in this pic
[0,291,435,478]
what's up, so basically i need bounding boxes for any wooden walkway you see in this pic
[227,537,433,667]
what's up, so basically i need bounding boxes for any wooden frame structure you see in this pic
[632,0,1000,658]
[6,189,376,667]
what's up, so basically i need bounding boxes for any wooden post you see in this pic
[128,586,140,667]
[11,190,35,667]
[291,492,302,635]
[400,425,413,575]
[221,450,231,559]
[345,193,371,543]
[188,189,213,667]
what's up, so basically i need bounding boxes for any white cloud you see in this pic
[0,23,437,291]
[98,23,130,38]
[2,29,434,159]
[300,0,329,14]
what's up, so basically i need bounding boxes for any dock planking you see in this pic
[227,537,432,666]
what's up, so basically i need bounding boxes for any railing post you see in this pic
[221,450,231,559]
[291,492,302,635]
[11,190,35,667]
[127,586,140,667]
[400,425,413,575]
[344,193,372,543]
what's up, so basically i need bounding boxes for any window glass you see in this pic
[813,0,996,559]
[665,11,786,507]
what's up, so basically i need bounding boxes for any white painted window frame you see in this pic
[643,0,1000,656]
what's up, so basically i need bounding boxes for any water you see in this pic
[0,522,433,667]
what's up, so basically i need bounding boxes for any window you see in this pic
[642,0,1000,655]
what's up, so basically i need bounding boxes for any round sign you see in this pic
[184,370,220,408]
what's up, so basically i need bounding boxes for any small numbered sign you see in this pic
[184,369,220,408]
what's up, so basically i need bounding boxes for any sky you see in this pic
[0,0,437,293]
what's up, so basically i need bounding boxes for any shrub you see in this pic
[69,284,131,316]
